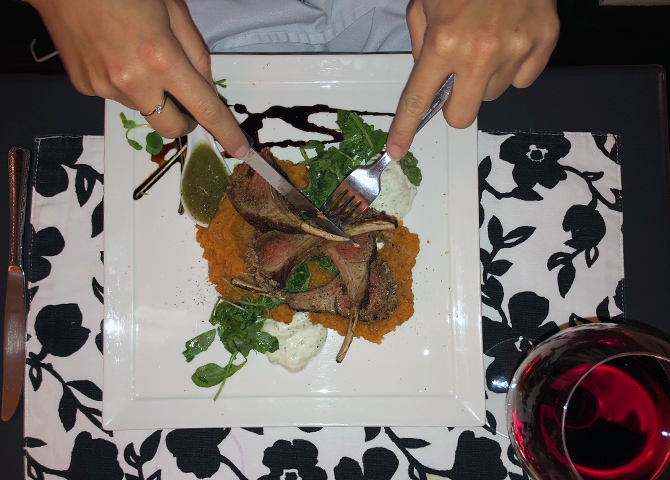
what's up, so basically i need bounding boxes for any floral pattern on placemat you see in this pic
[24,131,623,479]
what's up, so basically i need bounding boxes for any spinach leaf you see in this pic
[217,320,278,358]
[299,110,422,205]
[337,110,387,164]
[284,263,311,293]
[191,357,246,388]
[187,293,281,399]
[300,142,355,207]
[315,255,339,275]
[284,256,339,293]
[212,296,281,358]
[182,328,216,362]
[400,151,422,186]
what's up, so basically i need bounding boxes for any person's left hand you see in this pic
[28,0,250,158]
[386,0,559,160]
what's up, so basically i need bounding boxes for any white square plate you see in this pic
[103,54,484,430]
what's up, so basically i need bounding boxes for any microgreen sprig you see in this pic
[214,78,228,104]
[120,112,164,155]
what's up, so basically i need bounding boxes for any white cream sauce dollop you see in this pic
[370,160,417,221]
[263,312,327,372]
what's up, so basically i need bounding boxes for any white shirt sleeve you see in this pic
[185,0,411,53]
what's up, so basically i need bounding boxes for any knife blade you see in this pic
[240,147,352,242]
[2,146,30,422]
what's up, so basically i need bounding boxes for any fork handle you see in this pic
[416,73,455,134]
[369,152,393,177]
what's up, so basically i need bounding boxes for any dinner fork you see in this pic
[321,73,455,227]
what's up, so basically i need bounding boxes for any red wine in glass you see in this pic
[546,356,670,479]
[508,324,670,480]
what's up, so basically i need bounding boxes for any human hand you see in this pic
[28,0,249,157]
[386,0,559,160]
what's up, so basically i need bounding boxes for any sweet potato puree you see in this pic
[196,161,420,344]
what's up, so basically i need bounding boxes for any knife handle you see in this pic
[8,147,30,268]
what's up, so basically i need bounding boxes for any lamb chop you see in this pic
[246,213,396,294]
[240,216,398,362]
[235,232,394,362]
[281,258,397,323]
[227,148,348,241]
[247,231,322,294]
[246,211,396,285]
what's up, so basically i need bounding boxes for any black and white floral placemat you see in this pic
[23,131,624,480]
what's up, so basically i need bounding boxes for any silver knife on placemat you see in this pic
[2,146,30,421]
[240,147,351,242]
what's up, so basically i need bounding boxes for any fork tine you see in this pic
[332,197,361,224]
[327,193,355,217]
[337,201,365,227]
[322,185,364,225]
[321,187,350,215]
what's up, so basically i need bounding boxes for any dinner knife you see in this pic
[240,147,352,242]
[2,146,30,422]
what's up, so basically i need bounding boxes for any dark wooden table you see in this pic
[1,66,669,479]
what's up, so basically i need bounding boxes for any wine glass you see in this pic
[507,322,670,480]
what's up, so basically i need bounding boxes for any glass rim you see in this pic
[560,351,670,480]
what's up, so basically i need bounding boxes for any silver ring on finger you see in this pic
[141,93,168,117]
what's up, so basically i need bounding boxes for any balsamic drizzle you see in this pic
[133,104,393,200]
[132,139,185,200]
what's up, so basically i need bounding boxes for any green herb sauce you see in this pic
[181,143,229,224]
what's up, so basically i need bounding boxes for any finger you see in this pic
[512,38,557,89]
[442,71,491,129]
[481,54,530,101]
[159,45,248,157]
[387,57,454,159]
[165,0,212,82]
[482,73,515,102]
[62,58,95,97]
[512,56,547,90]
[513,12,559,88]
[139,94,196,139]
[406,0,426,61]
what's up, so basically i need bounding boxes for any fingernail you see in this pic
[386,144,404,160]
[234,145,249,159]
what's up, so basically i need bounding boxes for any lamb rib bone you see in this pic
[228,147,349,242]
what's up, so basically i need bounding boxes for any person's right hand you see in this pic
[28,0,249,158]
[386,0,559,160]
